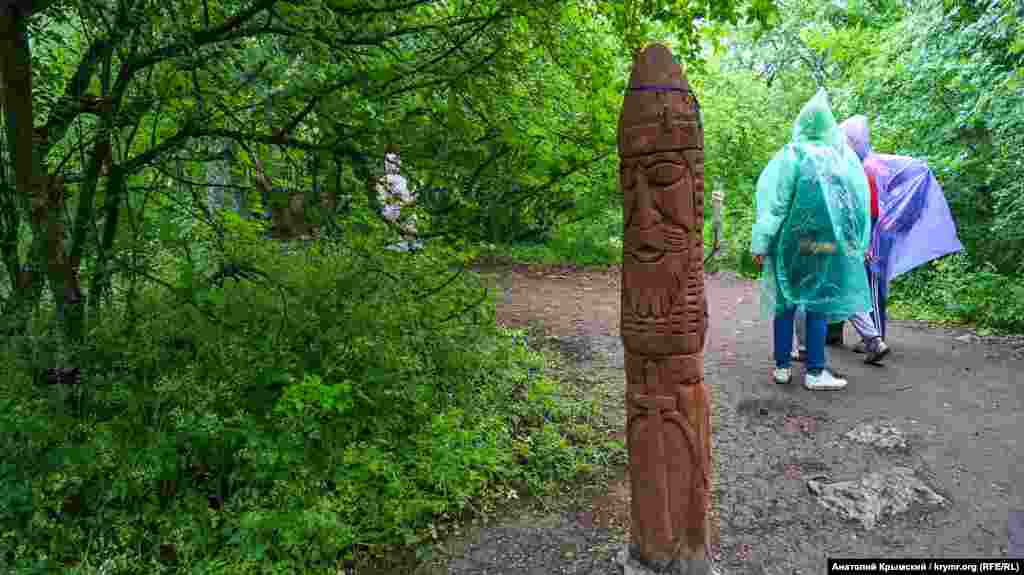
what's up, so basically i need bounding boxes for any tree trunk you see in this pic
[69,112,113,330]
[88,164,124,319]
[208,140,237,216]
[287,190,306,237]
[0,109,17,288]
[262,86,288,235]
[706,187,723,264]
[178,156,193,227]
[0,106,38,334]
[230,142,247,219]
[0,9,78,339]
[250,155,292,238]
[307,151,320,233]
[364,154,384,218]
[207,140,226,213]
[329,153,343,216]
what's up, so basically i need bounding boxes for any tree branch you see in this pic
[149,163,251,192]
[125,0,279,74]
[327,0,434,17]
[118,122,200,175]
[39,4,138,157]
[275,75,362,141]
[2,0,58,17]
[502,151,612,209]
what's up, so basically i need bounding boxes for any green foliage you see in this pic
[483,208,624,267]
[689,52,811,277]
[889,253,1024,332]
[598,0,781,61]
[412,2,625,245]
[826,0,1024,273]
[684,0,1024,326]
[0,229,613,573]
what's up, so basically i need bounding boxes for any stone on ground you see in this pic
[843,422,908,450]
[806,467,947,530]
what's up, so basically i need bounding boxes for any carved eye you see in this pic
[647,162,684,186]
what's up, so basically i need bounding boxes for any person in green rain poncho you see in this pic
[750,89,873,390]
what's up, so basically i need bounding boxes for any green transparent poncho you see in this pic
[750,89,872,323]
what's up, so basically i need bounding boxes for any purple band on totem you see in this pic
[629,84,689,93]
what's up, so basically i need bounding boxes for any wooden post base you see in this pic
[617,547,717,575]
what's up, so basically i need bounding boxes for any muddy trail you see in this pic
[419,265,1022,575]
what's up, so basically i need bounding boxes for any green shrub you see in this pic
[544,210,624,266]
[888,252,1024,333]
[0,231,613,573]
[484,208,623,267]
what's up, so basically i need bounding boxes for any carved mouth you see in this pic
[630,244,664,262]
[624,289,678,318]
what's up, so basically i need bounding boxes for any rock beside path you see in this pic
[843,423,908,450]
[806,467,948,530]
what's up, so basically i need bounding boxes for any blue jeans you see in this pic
[775,307,826,374]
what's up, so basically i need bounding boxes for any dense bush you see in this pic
[888,253,1024,332]
[0,232,618,574]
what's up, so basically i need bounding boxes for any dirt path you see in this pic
[428,265,1022,574]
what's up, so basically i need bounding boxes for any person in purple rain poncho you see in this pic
[795,115,964,364]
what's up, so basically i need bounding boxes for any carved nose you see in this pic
[632,183,660,230]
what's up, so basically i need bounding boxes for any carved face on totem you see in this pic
[618,45,705,356]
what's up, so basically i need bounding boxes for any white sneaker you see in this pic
[773,367,792,385]
[804,370,847,390]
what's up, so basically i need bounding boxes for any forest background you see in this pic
[0,0,1021,573]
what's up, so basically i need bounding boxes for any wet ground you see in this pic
[422,265,1022,574]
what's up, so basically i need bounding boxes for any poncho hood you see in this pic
[791,88,844,150]
[838,115,872,160]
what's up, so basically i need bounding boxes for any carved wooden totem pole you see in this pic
[618,44,711,575]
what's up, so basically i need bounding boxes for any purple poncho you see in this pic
[839,116,963,282]
[866,154,963,281]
